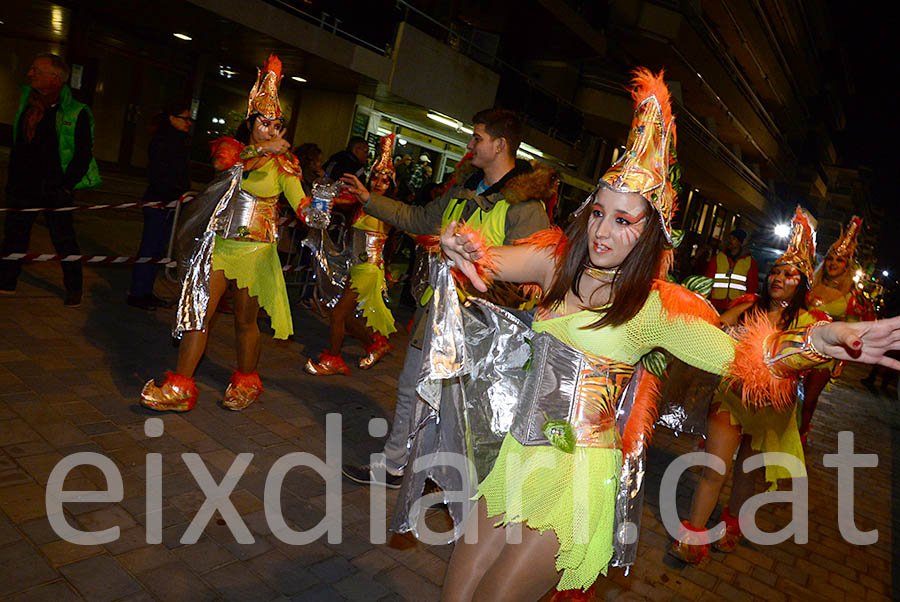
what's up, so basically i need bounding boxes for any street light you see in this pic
[882,270,889,277]
[774,224,790,238]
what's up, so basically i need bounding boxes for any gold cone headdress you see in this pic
[600,68,679,243]
[776,206,816,282]
[370,134,395,182]
[827,215,862,261]
[247,54,283,120]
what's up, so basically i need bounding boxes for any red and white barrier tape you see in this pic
[1,253,175,266]
[0,194,196,213]
[0,252,308,273]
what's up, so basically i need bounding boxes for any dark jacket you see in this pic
[323,149,365,181]
[143,121,191,204]
[7,93,93,200]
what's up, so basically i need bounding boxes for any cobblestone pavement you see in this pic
[0,177,896,601]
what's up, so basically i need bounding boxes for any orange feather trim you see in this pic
[728,293,759,310]
[621,369,661,459]
[652,279,719,326]
[230,370,263,390]
[631,67,674,132]
[209,137,244,171]
[162,372,197,392]
[415,234,441,253]
[513,226,568,261]
[439,221,498,288]
[726,310,795,410]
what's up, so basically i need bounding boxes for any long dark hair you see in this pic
[542,197,667,328]
[746,267,809,329]
[234,114,261,144]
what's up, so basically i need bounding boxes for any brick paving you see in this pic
[0,175,896,600]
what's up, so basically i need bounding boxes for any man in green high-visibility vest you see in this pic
[339,108,556,488]
[0,54,100,307]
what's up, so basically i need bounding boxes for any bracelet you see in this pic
[804,321,831,362]
[764,320,833,378]
[239,145,263,160]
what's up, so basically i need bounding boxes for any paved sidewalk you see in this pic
[0,195,896,601]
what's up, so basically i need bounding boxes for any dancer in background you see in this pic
[141,54,307,412]
[436,70,900,601]
[305,134,398,375]
[799,216,875,442]
[671,208,825,565]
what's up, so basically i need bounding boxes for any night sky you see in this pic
[834,5,898,272]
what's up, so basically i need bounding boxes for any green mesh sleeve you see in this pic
[631,292,734,375]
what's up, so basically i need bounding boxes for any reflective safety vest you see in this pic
[710,253,752,301]
[419,196,511,306]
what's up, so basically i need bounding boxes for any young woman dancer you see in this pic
[671,208,826,565]
[305,134,398,374]
[799,216,875,441]
[141,54,307,412]
[437,70,900,601]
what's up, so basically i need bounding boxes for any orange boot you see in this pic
[305,351,350,376]
[359,334,391,369]
[141,372,198,412]
[223,370,264,411]
[668,520,710,566]
[714,506,743,552]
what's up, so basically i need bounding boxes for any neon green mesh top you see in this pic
[533,289,735,373]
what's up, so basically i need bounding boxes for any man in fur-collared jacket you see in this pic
[339,108,557,488]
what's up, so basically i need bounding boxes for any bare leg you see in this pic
[175,269,228,377]
[728,435,760,515]
[799,369,829,436]
[471,520,562,602]
[328,284,356,355]
[442,498,512,602]
[687,408,743,528]
[232,285,261,373]
[345,312,375,348]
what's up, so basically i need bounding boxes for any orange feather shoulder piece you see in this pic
[513,226,568,262]
[652,279,719,326]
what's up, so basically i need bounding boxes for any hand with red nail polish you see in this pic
[812,316,900,368]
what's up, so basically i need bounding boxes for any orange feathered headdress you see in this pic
[827,215,862,261]
[370,133,395,182]
[599,68,679,243]
[775,206,816,282]
[247,53,283,120]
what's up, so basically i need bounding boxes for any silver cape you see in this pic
[391,257,675,568]
[174,164,265,338]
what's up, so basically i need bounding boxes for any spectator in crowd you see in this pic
[405,153,431,196]
[294,142,324,190]
[0,54,100,306]
[323,136,368,181]
[690,241,713,275]
[705,229,758,311]
[127,101,193,310]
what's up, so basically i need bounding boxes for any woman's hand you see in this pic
[258,129,290,154]
[339,174,370,203]
[441,221,488,292]
[812,316,900,370]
